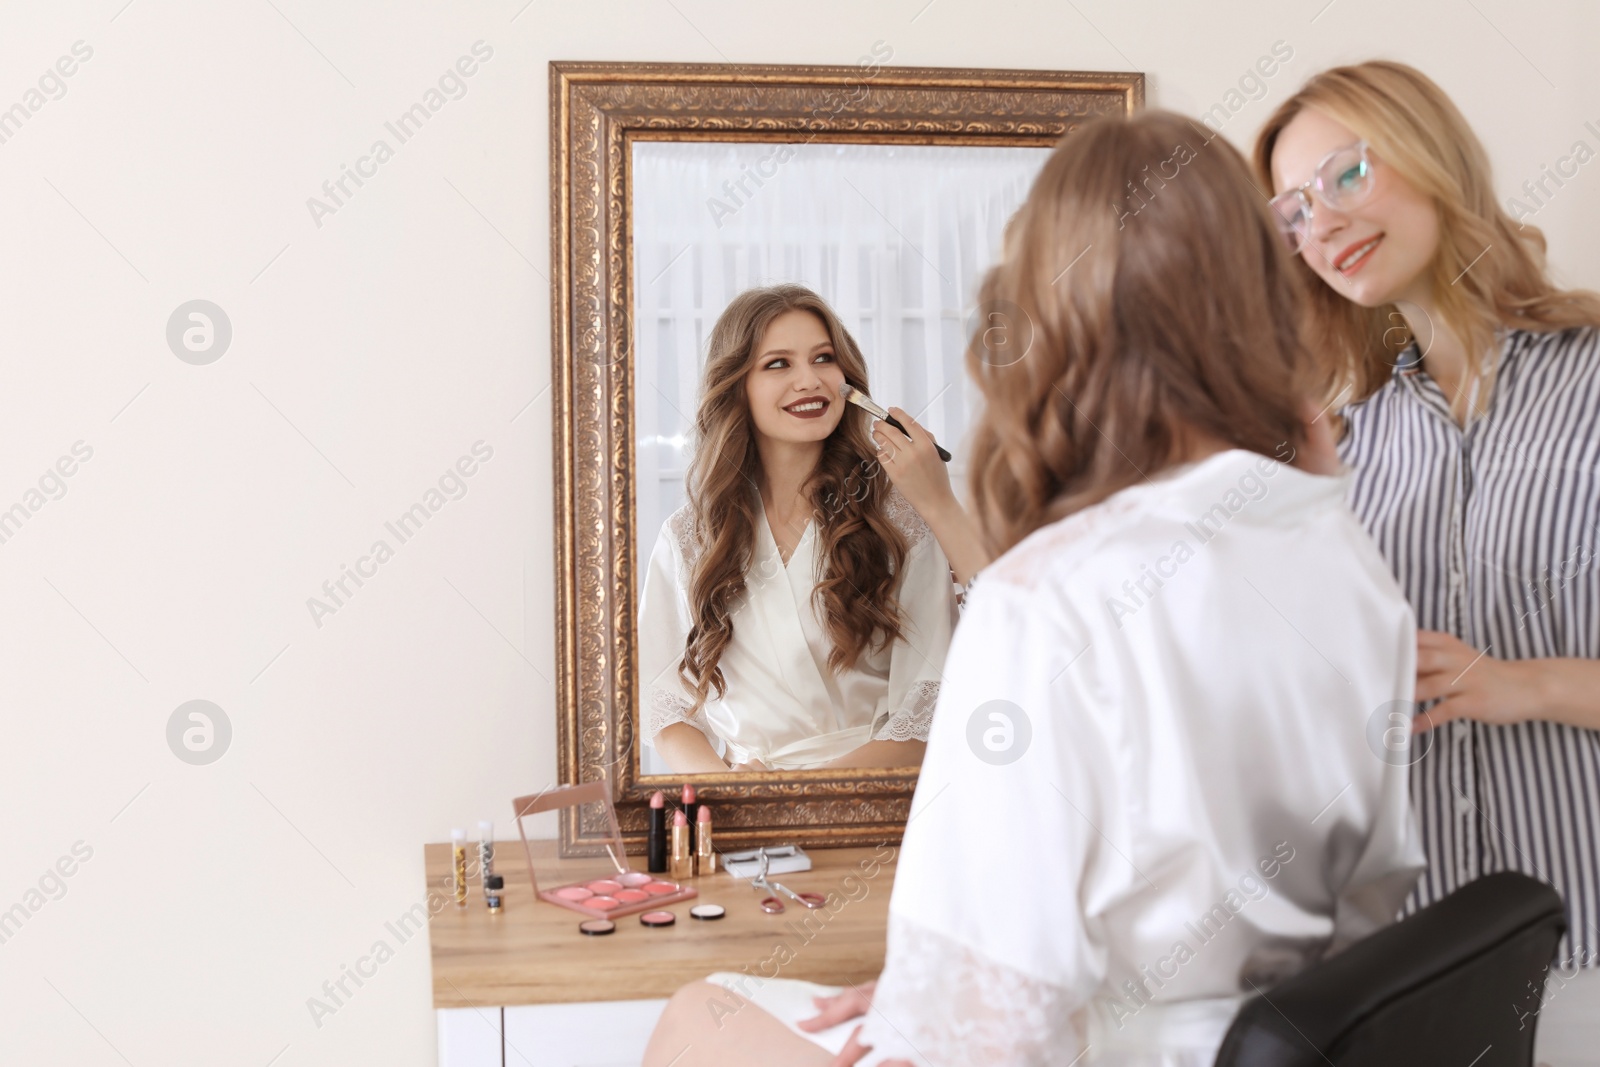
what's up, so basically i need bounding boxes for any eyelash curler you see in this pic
[751,848,826,914]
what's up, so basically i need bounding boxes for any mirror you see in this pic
[549,60,1141,854]
[631,140,1050,775]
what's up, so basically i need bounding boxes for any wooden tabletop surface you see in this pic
[425,839,900,1008]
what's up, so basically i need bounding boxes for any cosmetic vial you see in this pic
[478,820,495,888]
[451,828,468,906]
[485,874,504,913]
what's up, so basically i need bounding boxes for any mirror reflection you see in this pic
[632,140,1049,775]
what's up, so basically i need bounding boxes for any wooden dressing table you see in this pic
[426,839,898,1066]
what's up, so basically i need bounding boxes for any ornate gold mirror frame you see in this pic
[550,59,1142,856]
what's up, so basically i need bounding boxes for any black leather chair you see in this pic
[1214,872,1567,1066]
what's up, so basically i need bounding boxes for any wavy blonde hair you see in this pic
[677,284,911,714]
[1253,60,1600,418]
[966,109,1319,556]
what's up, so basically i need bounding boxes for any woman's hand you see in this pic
[797,980,875,1033]
[726,757,770,772]
[868,405,993,587]
[1413,630,1538,732]
[805,991,874,1067]
[797,981,912,1067]
[828,1024,912,1067]
[871,407,955,517]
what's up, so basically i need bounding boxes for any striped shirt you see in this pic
[1339,325,1600,968]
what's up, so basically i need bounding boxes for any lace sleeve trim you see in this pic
[642,685,712,744]
[873,679,939,742]
[884,486,933,551]
[863,912,1089,1065]
[666,505,703,571]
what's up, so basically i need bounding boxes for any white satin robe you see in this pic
[722,450,1427,1065]
[638,488,958,771]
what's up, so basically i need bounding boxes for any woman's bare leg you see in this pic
[642,980,837,1067]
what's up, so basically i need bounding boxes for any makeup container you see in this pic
[511,781,697,921]
[485,874,503,913]
[669,809,694,880]
[695,806,715,876]
[647,790,667,873]
[478,820,495,892]
[451,828,468,906]
[681,784,699,854]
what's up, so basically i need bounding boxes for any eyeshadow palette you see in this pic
[513,781,699,921]
[538,870,697,919]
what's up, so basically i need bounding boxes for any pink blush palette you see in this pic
[538,870,696,919]
[513,782,698,921]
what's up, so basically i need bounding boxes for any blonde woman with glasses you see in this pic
[1256,60,1600,1065]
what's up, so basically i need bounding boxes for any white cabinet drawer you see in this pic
[438,1006,504,1067]
[502,999,670,1067]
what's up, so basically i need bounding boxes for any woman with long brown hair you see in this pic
[644,109,1422,1066]
[637,283,959,774]
[1255,61,1600,1058]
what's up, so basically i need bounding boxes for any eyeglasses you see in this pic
[1269,140,1374,253]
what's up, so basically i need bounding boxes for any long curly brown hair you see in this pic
[676,284,911,715]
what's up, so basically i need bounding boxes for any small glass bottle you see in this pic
[451,828,468,907]
[485,874,504,913]
[478,820,495,894]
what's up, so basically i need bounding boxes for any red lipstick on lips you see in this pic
[1332,233,1383,276]
[783,395,830,419]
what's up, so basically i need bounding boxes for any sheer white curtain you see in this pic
[631,140,1050,552]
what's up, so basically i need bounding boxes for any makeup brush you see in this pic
[839,383,952,462]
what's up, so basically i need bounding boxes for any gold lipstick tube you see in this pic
[669,812,694,880]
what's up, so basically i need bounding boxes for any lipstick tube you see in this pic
[669,809,693,880]
[682,783,699,854]
[647,790,668,873]
[695,806,715,876]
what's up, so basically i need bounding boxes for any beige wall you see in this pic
[2,1,1596,1063]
